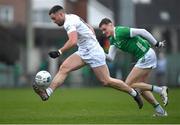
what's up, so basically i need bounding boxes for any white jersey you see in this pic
[63,14,106,68]
[63,14,97,48]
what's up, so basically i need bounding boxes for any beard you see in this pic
[57,20,65,26]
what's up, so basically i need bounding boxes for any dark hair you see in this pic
[99,18,112,28]
[49,5,64,15]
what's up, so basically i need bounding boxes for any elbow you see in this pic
[106,55,115,62]
[140,29,147,33]
[68,31,78,46]
[142,29,150,34]
[107,58,113,62]
[108,58,114,62]
[136,29,149,37]
[69,39,77,47]
[110,57,115,62]
[109,56,115,61]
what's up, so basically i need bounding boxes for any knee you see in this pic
[59,64,70,74]
[128,83,133,87]
[126,81,136,88]
[99,78,110,86]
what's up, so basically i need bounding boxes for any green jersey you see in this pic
[109,26,151,59]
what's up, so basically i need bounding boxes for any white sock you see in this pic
[152,85,163,94]
[129,89,137,97]
[154,104,165,114]
[46,87,53,97]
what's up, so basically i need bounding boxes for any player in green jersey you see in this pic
[99,18,168,117]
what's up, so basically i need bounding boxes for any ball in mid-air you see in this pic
[35,71,51,88]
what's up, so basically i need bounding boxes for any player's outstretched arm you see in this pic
[59,31,78,53]
[106,45,117,61]
[48,31,78,59]
[130,28,165,47]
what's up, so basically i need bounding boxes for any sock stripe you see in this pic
[151,85,154,91]
[153,103,160,108]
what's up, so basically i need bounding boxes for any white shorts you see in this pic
[75,39,106,68]
[135,48,157,69]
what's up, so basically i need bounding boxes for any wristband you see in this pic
[58,50,62,55]
[155,42,159,47]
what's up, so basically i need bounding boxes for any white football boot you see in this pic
[153,110,168,117]
[160,86,168,106]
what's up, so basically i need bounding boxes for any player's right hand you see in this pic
[48,51,60,58]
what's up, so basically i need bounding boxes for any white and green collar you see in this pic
[113,27,116,39]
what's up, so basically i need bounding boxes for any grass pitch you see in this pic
[0,87,180,124]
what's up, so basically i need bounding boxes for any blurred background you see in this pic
[0,0,180,88]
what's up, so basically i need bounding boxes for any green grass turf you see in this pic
[0,87,180,124]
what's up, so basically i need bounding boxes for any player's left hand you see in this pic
[48,51,60,58]
[155,40,166,48]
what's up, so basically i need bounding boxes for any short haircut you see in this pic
[49,5,64,15]
[99,18,112,28]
